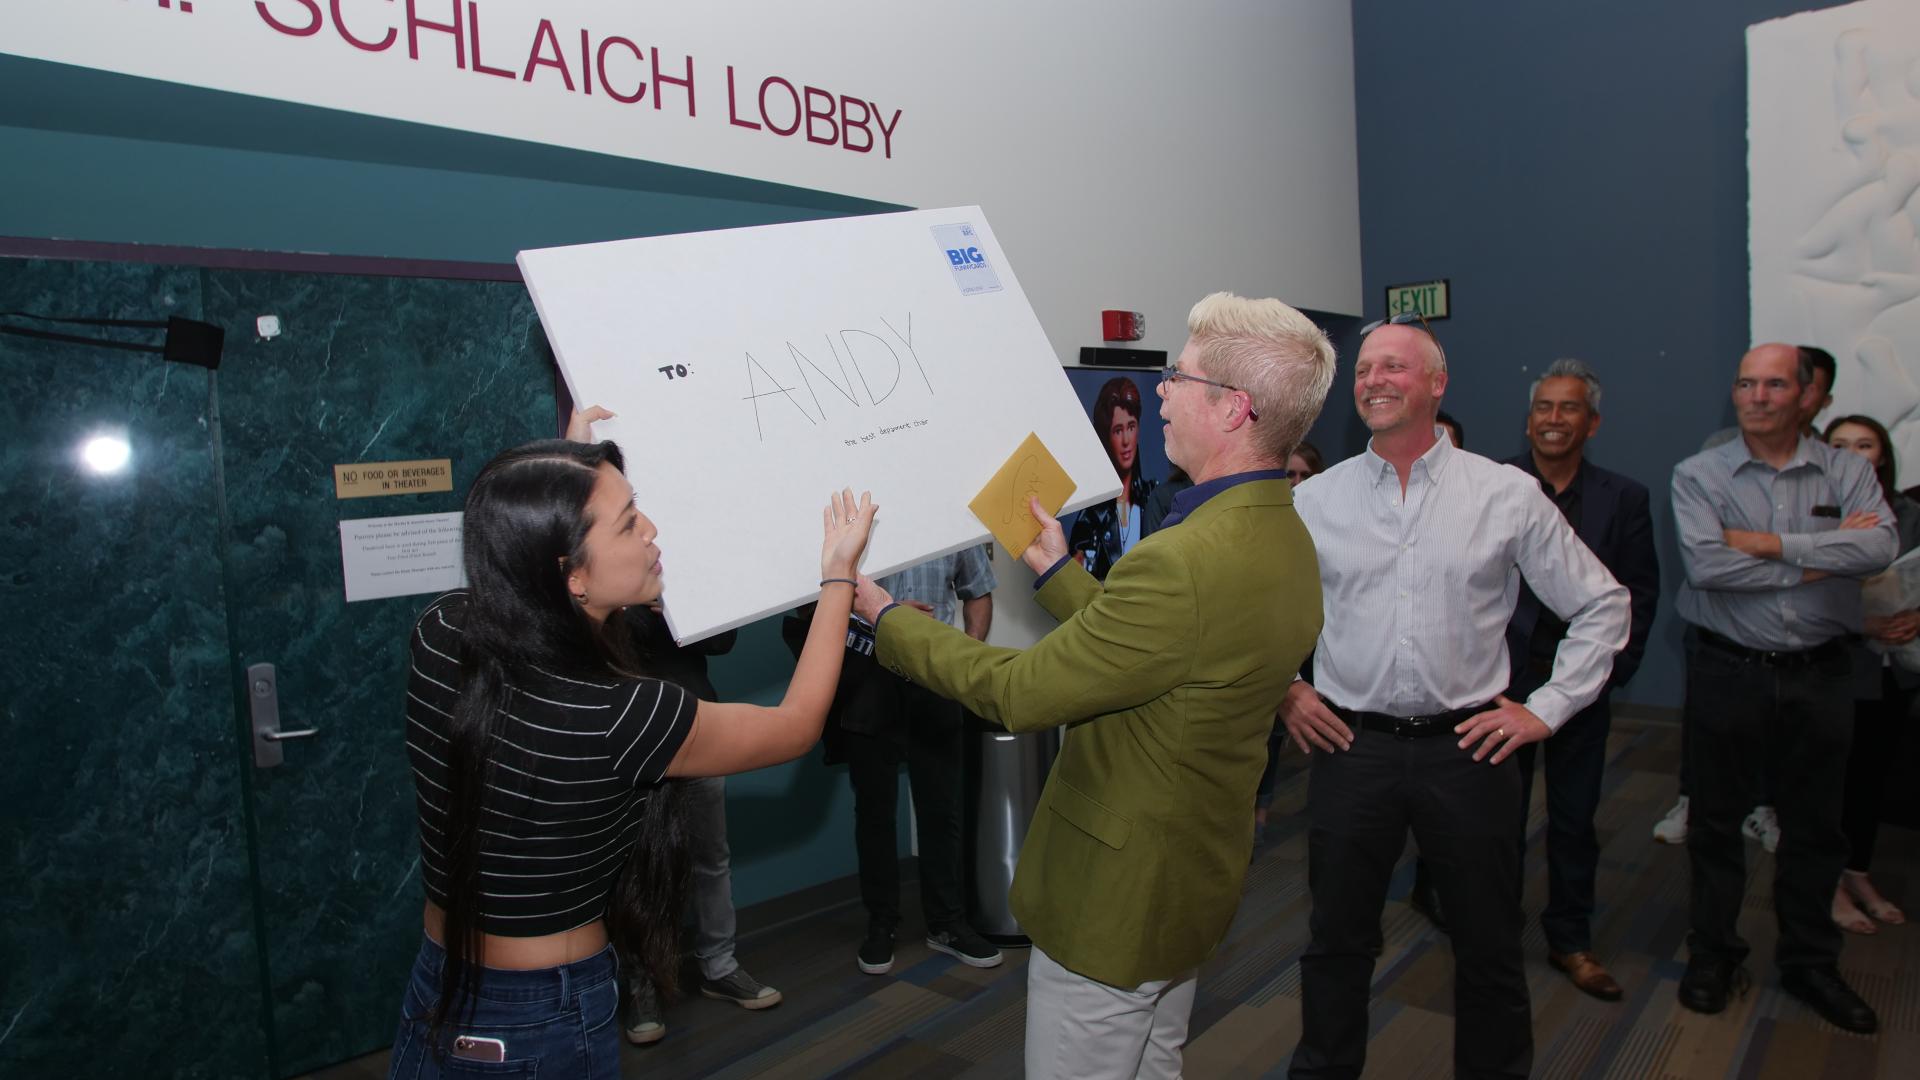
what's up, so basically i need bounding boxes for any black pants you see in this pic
[1513,673,1611,956]
[1291,729,1531,1080]
[1678,630,1694,798]
[1843,667,1910,873]
[1683,636,1852,971]
[845,680,966,932]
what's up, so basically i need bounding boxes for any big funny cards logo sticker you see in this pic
[930,222,1002,297]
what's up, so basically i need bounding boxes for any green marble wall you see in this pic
[0,259,557,1078]
[0,249,873,1077]
[0,259,267,1077]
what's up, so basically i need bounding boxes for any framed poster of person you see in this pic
[1060,366,1181,580]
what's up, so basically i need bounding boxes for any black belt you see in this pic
[1696,629,1845,669]
[1329,702,1490,739]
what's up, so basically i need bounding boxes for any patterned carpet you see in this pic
[315,716,1918,1079]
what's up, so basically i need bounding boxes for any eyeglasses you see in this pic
[1359,309,1448,368]
[1159,365,1260,421]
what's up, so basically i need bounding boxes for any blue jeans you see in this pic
[685,776,739,982]
[387,936,623,1079]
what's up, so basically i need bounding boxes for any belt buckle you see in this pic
[1394,715,1436,740]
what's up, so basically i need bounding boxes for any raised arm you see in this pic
[667,489,875,777]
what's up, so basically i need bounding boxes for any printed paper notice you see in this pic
[968,433,1075,557]
[340,511,466,603]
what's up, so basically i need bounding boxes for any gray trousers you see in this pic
[1024,945,1197,1080]
[686,776,738,981]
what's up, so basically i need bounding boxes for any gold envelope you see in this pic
[969,432,1076,557]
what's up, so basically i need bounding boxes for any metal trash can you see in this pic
[969,727,1058,945]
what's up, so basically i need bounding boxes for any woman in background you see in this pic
[388,409,875,1079]
[1825,414,1918,934]
[1069,376,1156,579]
[1286,441,1324,485]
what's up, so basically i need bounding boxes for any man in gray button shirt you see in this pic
[1670,343,1894,1034]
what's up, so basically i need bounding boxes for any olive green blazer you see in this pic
[874,478,1321,987]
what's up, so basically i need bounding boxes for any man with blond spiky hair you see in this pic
[852,293,1336,1079]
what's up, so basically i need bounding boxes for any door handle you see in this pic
[248,662,319,768]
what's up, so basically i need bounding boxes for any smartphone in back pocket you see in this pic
[451,1036,507,1062]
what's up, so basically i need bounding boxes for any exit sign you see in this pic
[1385,279,1450,320]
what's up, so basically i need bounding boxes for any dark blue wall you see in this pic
[1338,0,1856,708]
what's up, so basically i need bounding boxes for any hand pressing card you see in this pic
[969,432,1074,557]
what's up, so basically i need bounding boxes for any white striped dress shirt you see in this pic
[1292,435,1629,730]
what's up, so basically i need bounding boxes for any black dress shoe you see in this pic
[1780,966,1878,1034]
[1409,861,1450,935]
[1677,955,1750,1014]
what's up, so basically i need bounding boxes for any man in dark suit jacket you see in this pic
[1504,358,1659,1000]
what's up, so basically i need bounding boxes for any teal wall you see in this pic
[0,56,911,915]
[0,121,874,270]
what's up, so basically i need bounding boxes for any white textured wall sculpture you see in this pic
[1751,0,1920,476]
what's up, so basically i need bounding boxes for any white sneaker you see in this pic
[1742,805,1780,854]
[1653,796,1689,845]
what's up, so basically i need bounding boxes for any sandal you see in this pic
[1833,891,1878,935]
[1842,871,1907,925]
[1863,899,1906,925]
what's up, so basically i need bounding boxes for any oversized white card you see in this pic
[518,208,1122,642]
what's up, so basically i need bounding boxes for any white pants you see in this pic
[1024,945,1198,1080]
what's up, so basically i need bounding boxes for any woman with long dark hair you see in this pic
[1069,376,1157,579]
[387,416,875,1078]
[1824,414,1918,935]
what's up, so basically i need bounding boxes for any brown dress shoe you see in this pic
[1549,951,1624,1001]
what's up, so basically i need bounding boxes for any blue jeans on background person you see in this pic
[686,775,741,982]
[387,936,622,1079]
